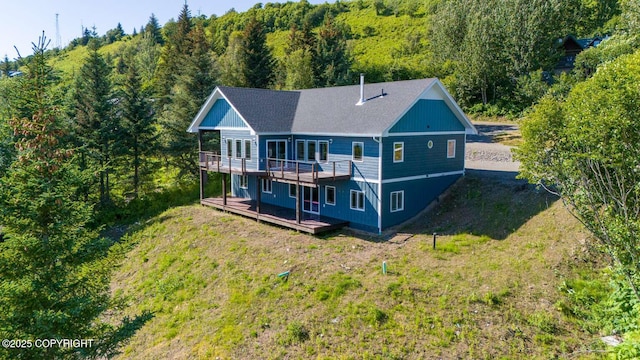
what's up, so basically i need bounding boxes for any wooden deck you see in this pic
[201,197,348,234]
[199,152,352,186]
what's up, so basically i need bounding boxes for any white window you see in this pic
[235,139,242,159]
[319,141,329,163]
[307,140,317,162]
[226,138,233,157]
[261,179,272,193]
[350,190,365,211]
[239,175,248,189]
[393,142,404,163]
[296,140,305,160]
[289,184,297,198]
[325,186,336,205]
[352,142,364,162]
[244,139,251,160]
[390,191,404,212]
[447,139,456,158]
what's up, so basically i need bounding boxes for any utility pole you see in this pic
[55,13,62,49]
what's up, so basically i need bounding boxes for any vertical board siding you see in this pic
[381,175,460,228]
[219,129,258,170]
[389,99,466,133]
[382,134,465,179]
[260,180,297,209]
[231,174,256,199]
[318,180,379,231]
[201,99,248,129]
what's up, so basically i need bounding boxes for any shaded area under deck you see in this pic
[201,197,348,234]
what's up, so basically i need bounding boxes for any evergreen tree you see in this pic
[0,35,148,360]
[154,4,193,110]
[105,23,126,44]
[144,13,164,45]
[159,24,217,177]
[314,15,352,87]
[118,56,156,198]
[1,55,11,77]
[241,16,274,88]
[73,41,117,206]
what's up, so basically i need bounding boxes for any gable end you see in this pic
[200,99,248,129]
[388,99,466,133]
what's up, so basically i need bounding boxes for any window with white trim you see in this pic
[352,142,364,162]
[261,179,272,193]
[447,139,456,158]
[235,139,242,159]
[226,139,233,157]
[390,191,404,212]
[239,175,248,189]
[296,140,305,161]
[244,139,251,160]
[289,184,297,198]
[307,140,317,162]
[325,186,336,205]
[319,141,329,163]
[393,142,404,163]
[350,190,365,211]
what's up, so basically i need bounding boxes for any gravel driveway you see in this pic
[465,122,522,179]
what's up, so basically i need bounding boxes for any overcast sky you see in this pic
[1,0,327,59]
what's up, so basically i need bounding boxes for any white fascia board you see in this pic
[386,131,466,137]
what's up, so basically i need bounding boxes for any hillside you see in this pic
[109,175,605,359]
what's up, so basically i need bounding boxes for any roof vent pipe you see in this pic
[357,73,365,106]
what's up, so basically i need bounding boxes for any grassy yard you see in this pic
[109,175,606,359]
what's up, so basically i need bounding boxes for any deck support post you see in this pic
[222,173,227,206]
[199,169,207,201]
[296,183,301,225]
[256,177,261,222]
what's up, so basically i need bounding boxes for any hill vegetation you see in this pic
[110,175,608,359]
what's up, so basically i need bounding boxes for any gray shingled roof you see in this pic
[292,79,436,135]
[218,86,300,133]
[217,79,437,136]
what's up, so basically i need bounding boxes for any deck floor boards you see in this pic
[201,197,348,234]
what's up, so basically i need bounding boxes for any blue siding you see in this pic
[389,100,465,133]
[381,134,465,179]
[381,174,460,228]
[231,174,257,199]
[291,136,380,181]
[260,180,297,209]
[317,180,379,231]
[220,129,258,171]
[201,99,248,129]
[258,135,292,170]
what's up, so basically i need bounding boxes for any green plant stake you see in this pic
[382,261,387,275]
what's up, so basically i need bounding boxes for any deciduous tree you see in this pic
[516,50,640,300]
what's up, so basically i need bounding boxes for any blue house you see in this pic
[187,77,477,234]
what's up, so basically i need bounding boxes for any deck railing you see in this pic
[199,151,246,173]
[266,158,352,182]
[200,151,352,181]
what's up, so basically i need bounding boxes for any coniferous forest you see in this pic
[1,0,640,358]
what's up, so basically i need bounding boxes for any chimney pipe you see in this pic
[357,73,365,105]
